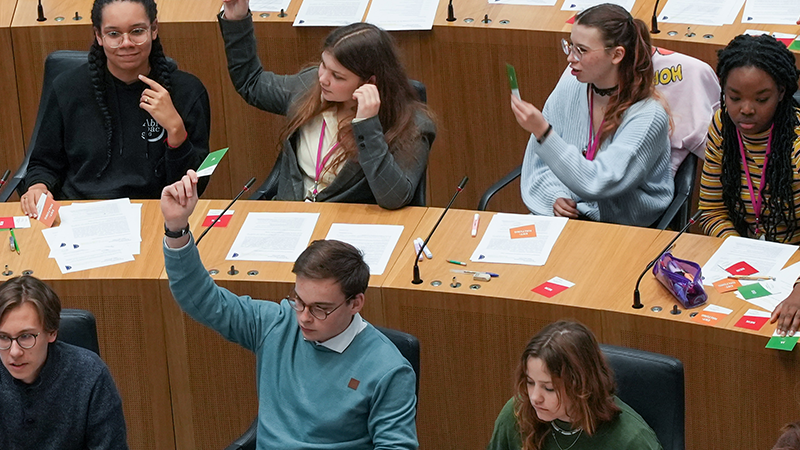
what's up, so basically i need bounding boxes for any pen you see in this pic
[415,238,433,259]
[9,229,19,254]
[413,239,423,261]
[451,269,499,277]
[471,213,480,237]
[730,275,775,281]
[447,259,466,266]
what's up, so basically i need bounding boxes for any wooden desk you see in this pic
[0,201,175,450]
[0,0,24,186]
[158,199,427,450]
[381,210,799,450]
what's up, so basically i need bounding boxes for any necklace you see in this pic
[590,83,618,97]
[551,421,582,436]
[552,428,583,450]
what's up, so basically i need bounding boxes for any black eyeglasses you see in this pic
[286,292,352,321]
[0,333,40,350]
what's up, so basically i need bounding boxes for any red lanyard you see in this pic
[311,118,340,200]
[737,126,773,236]
[585,90,605,161]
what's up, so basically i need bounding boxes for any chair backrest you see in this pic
[58,308,101,356]
[249,80,431,206]
[375,326,421,397]
[600,344,685,450]
[0,50,88,202]
[654,152,698,230]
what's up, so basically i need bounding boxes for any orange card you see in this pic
[691,311,727,326]
[510,225,537,239]
[37,195,60,228]
[713,278,742,294]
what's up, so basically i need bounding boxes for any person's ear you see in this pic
[47,330,57,344]
[94,28,104,47]
[151,19,159,40]
[778,86,785,103]
[349,293,365,314]
[367,75,377,85]
[611,46,625,65]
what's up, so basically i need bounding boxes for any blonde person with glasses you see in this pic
[511,3,672,227]
[21,0,210,218]
[0,276,128,449]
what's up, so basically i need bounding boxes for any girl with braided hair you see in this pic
[513,3,672,226]
[21,0,210,217]
[696,34,800,337]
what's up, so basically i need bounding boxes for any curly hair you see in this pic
[575,3,655,145]
[89,0,173,177]
[514,321,619,450]
[716,34,800,241]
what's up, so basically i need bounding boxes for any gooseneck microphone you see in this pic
[0,170,10,190]
[650,0,661,34]
[412,176,468,284]
[195,177,256,245]
[632,209,702,309]
[37,0,46,22]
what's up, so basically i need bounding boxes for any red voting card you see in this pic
[725,261,757,276]
[0,217,13,228]
[202,212,233,228]
[532,282,569,298]
[734,315,769,331]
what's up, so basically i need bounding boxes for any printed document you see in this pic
[294,0,369,26]
[325,223,404,275]
[701,236,797,286]
[742,0,800,25]
[470,213,567,266]
[365,0,439,30]
[226,212,319,262]
[657,0,745,26]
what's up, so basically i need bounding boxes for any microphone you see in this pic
[195,177,256,245]
[37,0,46,22]
[632,209,702,309]
[650,0,661,34]
[412,176,468,284]
[446,0,456,22]
[0,170,10,190]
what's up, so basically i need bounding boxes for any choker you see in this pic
[551,421,582,436]
[591,83,618,97]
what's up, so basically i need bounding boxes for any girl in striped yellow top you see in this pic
[697,34,800,337]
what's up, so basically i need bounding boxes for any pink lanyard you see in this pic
[311,118,340,200]
[737,126,773,236]
[585,90,604,161]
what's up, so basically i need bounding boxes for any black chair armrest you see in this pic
[477,164,521,211]
[224,417,257,450]
[655,153,697,230]
[249,152,283,200]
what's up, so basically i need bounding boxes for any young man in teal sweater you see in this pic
[161,170,418,450]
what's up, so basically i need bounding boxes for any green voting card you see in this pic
[790,39,800,52]
[766,335,799,351]
[737,283,771,299]
[506,63,520,99]
[197,148,229,177]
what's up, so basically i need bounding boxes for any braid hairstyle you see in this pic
[716,34,800,241]
[89,0,173,177]
[575,3,655,145]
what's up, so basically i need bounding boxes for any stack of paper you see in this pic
[226,212,319,262]
[41,199,142,274]
[469,213,568,266]
[658,0,745,26]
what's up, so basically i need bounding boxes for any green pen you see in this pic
[9,229,19,254]
[447,259,466,266]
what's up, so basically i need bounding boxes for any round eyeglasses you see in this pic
[286,294,352,321]
[561,38,611,62]
[101,27,151,49]
[0,333,40,350]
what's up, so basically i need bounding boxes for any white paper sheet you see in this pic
[469,213,568,266]
[55,247,135,274]
[251,0,292,12]
[324,223,404,275]
[734,261,800,312]
[226,212,319,262]
[701,236,797,286]
[658,0,745,26]
[293,0,369,27]
[490,0,557,6]
[365,0,438,30]
[742,0,800,25]
[561,0,634,12]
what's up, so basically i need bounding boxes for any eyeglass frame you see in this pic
[561,38,613,62]
[0,332,40,350]
[286,291,354,321]
[100,26,152,49]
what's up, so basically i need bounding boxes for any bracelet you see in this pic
[536,124,553,144]
[164,223,190,239]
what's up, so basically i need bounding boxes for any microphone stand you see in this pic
[650,0,661,34]
[413,176,468,284]
[633,210,702,309]
[195,177,256,245]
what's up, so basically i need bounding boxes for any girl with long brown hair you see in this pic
[219,0,434,209]
[512,3,672,227]
[487,321,661,450]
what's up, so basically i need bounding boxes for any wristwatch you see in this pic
[164,223,190,238]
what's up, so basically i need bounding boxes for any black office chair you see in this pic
[477,152,698,231]
[249,80,431,206]
[600,344,685,450]
[58,308,101,356]
[224,326,421,450]
[0,51,88,202]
